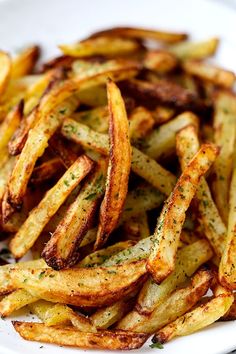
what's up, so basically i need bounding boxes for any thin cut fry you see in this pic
[9,155,93,259]
[95,80,131,249]
[62,119,176,195]
[176,125,226,258]
[147,144,218,283]
[42,162,105,269]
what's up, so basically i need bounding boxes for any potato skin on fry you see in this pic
[147,144,219,283]
[9,260,147,307]
[95,80,131,249]
[12,321,149,350]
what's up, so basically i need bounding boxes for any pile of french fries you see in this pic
[0,26,236,350]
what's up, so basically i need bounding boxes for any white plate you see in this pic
[0,0,236,353]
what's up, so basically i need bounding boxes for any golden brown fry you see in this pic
[73,105,109,133]
[11,46,40,79]
[61,119,176,195]
[90,26,188,43]
[9,155,93,259]
[42,162,105,269]
[182,60,236,88]
[0,51,11,96]
[154,284,234,343]
[0,289,38,317]
[168,37,219,60]
[30,157,64,185]
[13,322,149,350]
[129,106,155,141]
[221,293,236,320]
[29,300,96,332]
[151,105,175,125]
[9,260,147,307]
[144,50,178,73]
[176,125,226,258]
[147,144,218,283]
[78,241,135,268]
[219,146,236,289]
[0,101,22,167]
[59,36,140,57]
[0,157,16,202]
[140,111,199,160]
[212,91,236,224]
[120,239,213,315]
[117,268,212,333]
[123,212,150,240]
[48,133,78,168]
[95,80,131,249]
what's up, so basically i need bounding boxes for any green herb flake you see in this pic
[64,180,70,187]
[85,192,97,201]
[38,271,46,279]
[149,342,164,349]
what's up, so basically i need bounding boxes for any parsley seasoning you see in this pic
[149,342,164,349]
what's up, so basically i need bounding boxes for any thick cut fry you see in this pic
[0,51,11,96]
[59,36,140,57]
[140,111,199,160]
[144,50,178,73]
[117,268,212,333]
[136,239,213,314]
[0,259,47,295]
[11,46,40,79]
[212,91,236,224]
[78,241,135,268]
[119,79,204,112]
[176,125,226,258]
[147,144,218,283]
[0,289,38,317]
[9,260,147,307]
[219,147,236,289]
[182,60,236,88]
[9,155,93,259]
[95,80,131,249]
[62,119,176,195]
[30,157,64,185]
[168,37,219,60]
[90,26,188,43]
[13,322,149,350]
[42,162,105,269]
[0,101,22,167]
[153,284,234,343]
[29,300,96,332]
[0,157,16,202]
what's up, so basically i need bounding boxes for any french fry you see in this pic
[151,105,175,125]
[30,157,64,185]
[147,144,218,283]
[11,46,40,79]
[123,212,150,240]
[118,239,213,315]
[42,162,105,269]
[219,145,236,289]
[78,241,135,268]
[144,50,178,73]
[0,101,22,167]
[221,293,236,321]
[153,284,234,343]
[61,119,176,195]
[77,84,107,107]
[9,260,147,307]
[59,36,140,57]
[73,105,109,133]
[168,37,219,60]
[13,322,149,350]
[9,155,93,259]
[139,111,199,160]
[176,125,226,258]
[0,51,11,96]
[182,60,236,88]
[119,79,205,111]
[129,106,155,141]
[0,289,38,317]
[0,157,16,202]
[95,80,131,249]
[117,268,212,333]
[212,91,236,224]
[48,133,78,168]
[89,26,188,43]
[29,300,96,332]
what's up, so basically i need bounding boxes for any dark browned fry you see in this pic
[48,133,78,168]
[30,158,64,185]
